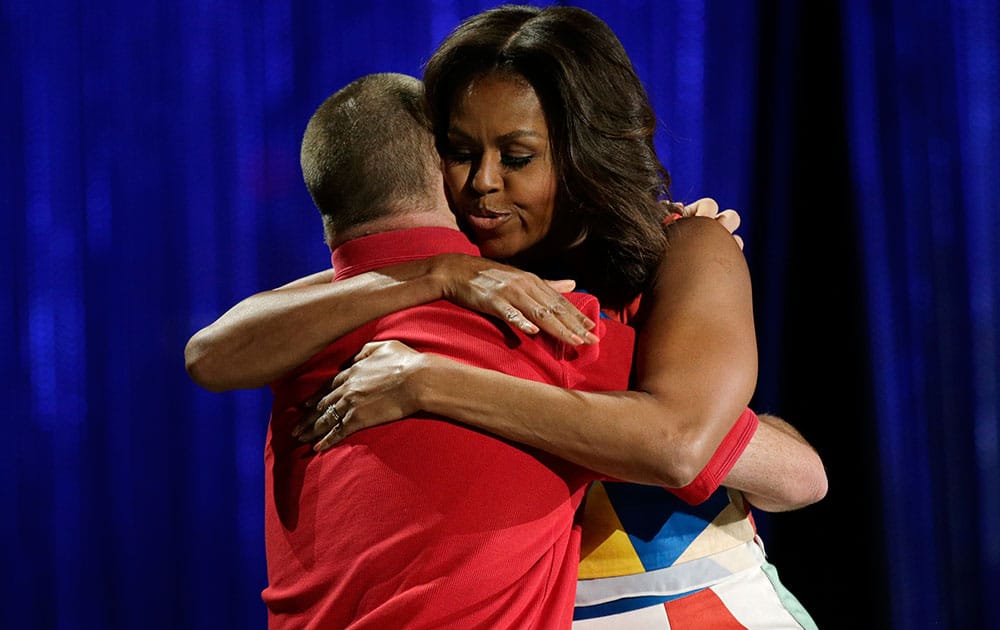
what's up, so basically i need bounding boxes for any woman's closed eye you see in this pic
[500,155,533,169]
[445,149,533,170]
[444,148,476,164]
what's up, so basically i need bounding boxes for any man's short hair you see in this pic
[300,73,438,242]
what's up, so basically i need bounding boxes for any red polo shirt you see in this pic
[261,227,634,629]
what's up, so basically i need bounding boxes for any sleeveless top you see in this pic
[573,296,759,620]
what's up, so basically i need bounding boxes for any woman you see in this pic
[186,5,824,628]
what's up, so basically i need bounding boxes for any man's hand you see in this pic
[670,197,743,250]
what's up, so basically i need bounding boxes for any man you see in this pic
[259,72,636,629]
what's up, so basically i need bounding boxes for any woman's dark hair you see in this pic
[424,4,671,309]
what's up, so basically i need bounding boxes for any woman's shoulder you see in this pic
[659,215,748,273]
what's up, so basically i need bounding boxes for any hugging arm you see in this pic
[184,263,438,392]
[300,217,758,488]
[183,200,739,393]
[724,413,828,511]
[184,256,595,392]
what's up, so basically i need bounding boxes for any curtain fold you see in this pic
[843,2,1000,628]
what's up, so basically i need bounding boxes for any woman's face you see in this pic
[441,73,557,259]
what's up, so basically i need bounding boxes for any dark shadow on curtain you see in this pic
[747,3,890,629]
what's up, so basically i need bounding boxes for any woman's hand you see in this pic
[432,254,598,345]
[293,340,428,451]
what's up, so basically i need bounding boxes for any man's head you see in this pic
[300,73,452,248]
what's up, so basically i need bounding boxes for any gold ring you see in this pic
[324,406,344,433]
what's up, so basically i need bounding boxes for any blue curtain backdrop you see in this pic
[2,1,997,628]
[842,2,1000,629]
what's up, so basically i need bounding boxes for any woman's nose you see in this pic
[471,154,502,194]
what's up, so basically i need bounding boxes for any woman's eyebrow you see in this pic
[447,127,544,143]
[446,127,474,142]
[498,130,544,143]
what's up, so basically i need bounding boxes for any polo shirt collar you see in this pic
[331,227,480,280]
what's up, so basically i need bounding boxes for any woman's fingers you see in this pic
[313,406,354,450]
[498,303,540,335]
[293,373,349,440]
[295,340,426,450]
[353,340,388,362]
[508,281,597,344]
[535,293,599,345]
[293,396,344,442]
[443,256,595,343]
[497,292,597,345]
[543,280,597,337]
[546,279,576,293]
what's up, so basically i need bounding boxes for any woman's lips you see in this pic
[463,209,511,232]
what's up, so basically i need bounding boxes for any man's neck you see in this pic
[329,208,458,250]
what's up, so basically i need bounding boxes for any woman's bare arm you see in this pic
[301,350,827,512]
[185,200,742,393]
[625,215,759,483]
[185,260,442,391]
[184,255,595,392]
[300,217,757,488]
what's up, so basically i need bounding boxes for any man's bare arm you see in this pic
[723,413,828,511]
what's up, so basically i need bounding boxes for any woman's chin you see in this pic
[477,236,523,260]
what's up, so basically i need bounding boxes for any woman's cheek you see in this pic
[442,165,466,197]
